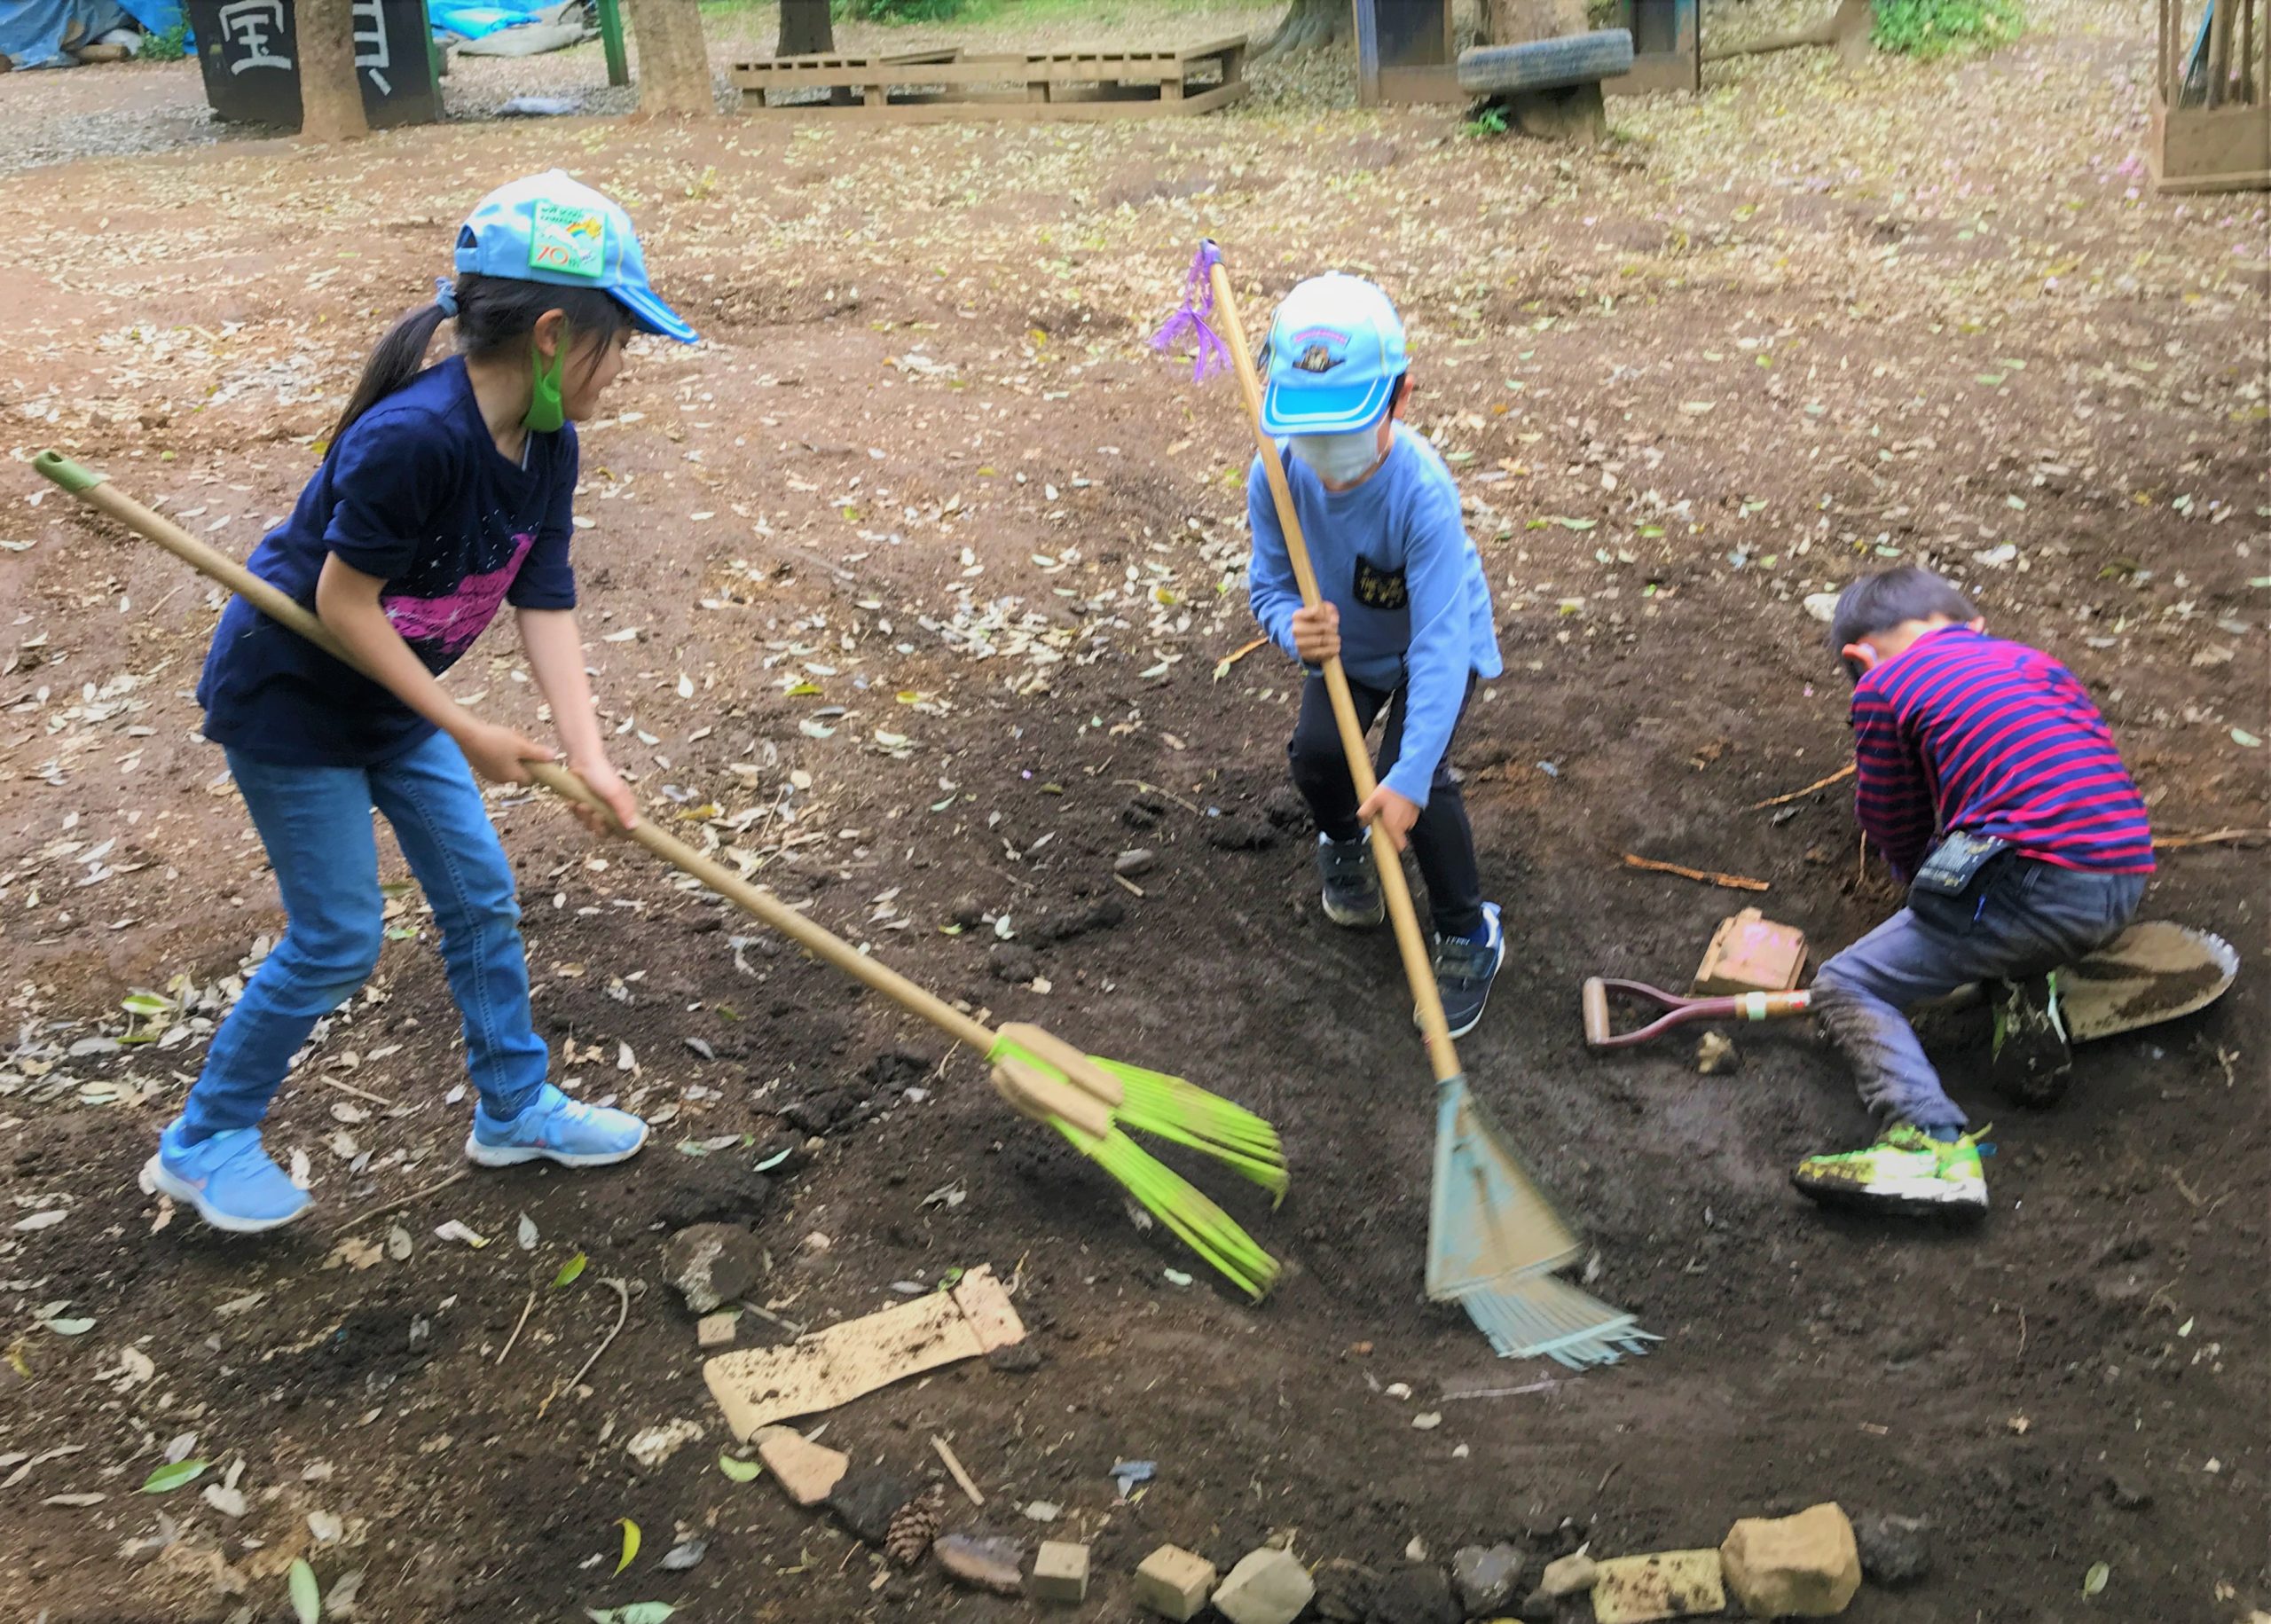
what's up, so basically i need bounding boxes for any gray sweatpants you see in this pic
[1811,857,2148,1129]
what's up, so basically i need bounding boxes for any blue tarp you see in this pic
[115,0,178,31]
[428,0,558,40]
[0,0,131,67]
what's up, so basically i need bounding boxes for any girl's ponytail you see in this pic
[330,291,455,446]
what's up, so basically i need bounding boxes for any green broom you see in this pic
[34,451,1287,1298]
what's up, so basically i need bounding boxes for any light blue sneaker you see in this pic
[143,1121,313,1235]
[466,1083,649,1169]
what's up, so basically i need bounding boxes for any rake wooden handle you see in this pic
[32,451,1002,1059]
[1206,258,1463,1087]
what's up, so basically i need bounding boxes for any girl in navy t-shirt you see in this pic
[148,172,697,1233]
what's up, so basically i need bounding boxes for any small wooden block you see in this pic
[1591,1549,1726,1624]
[695,1311,737,1350]
[1033,1540,1090,1604]
[1694,907,1807,995]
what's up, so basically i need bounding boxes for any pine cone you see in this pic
[884,1484,945,1567]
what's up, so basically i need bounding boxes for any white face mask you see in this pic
[1289,428,1387,486]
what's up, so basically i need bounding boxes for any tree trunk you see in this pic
[778,0,835,56]
[1255,0,1349,61]
[296,0,369,143]
[624,0,714,114]
[1497,0,1588,41]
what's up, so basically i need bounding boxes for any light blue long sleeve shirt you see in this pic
[1246,425,1504,809]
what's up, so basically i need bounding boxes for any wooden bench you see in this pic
[730,36,1248,123]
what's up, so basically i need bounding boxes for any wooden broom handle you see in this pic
[1204,263,1464,1085]
[32,453,999,1057]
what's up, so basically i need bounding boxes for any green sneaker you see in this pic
[1992,971,2073,1106]
[1792,1124,1988,1218]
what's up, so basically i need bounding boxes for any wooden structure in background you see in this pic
[2153,0,2269,191]
[1604,0,1701,94]
[732,37,1247,122]
[1354,0,1696,103]
[1354,0,1458,105]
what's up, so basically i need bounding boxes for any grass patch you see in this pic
[139,20,191,59]
[1872,0,2023,57]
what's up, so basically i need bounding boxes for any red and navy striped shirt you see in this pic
[1851,626,2154,882]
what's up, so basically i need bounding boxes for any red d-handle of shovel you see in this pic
[1583,978,1812,1050]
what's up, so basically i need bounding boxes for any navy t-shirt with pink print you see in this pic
[197,356,578,766]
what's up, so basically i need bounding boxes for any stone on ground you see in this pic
[662,1221,763,1314]
[935,1533,1025,1595]
[1452,1542,1524,1615]
[1371,1561,1460,1622]
[827,1467,915,1544]
[1212,1546,1315,1624]
[1720,1502,1861,1619]
[1134,1543,1217,1620]
[1033,1539,1089,1604]
[1851,1510,1929,1587]
[1537,1551,1598,1598]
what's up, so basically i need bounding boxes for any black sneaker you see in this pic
[1992,971,2073,1106]
[1316,832,1385,928]
[1426,902,1505,1040]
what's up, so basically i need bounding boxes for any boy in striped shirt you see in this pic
[1794,567,2153,1217]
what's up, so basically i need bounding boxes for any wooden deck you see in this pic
[730,37,1249,124]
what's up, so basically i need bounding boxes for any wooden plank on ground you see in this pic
[702,1265,1026,1440]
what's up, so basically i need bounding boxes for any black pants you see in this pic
[1287,672,1485,938]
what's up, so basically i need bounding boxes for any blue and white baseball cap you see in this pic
[454,170,698,345]
[1258,273,1408,435]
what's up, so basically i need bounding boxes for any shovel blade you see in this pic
[2057,921,2239,1042]
[1426,1074,1583,1300]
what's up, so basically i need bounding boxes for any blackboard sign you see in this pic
[190,0,443,129]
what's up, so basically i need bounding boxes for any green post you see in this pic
[422,0,446,81]
[595,0,630,87]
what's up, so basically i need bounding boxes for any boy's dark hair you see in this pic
[331,272,633,444]
[1828,566,1978,656]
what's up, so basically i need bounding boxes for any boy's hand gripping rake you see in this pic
[1166,248,1650,1365]
[33,451,1285,1300]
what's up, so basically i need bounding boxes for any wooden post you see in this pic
[296,0,370,142]
[595,0,630,87]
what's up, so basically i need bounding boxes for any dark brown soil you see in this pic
[1,6,2265,1622]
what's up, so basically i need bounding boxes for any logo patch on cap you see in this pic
[1294,343,1342,374]
[529,201,607,279]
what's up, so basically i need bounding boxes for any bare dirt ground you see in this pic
[1,2,2266,1620]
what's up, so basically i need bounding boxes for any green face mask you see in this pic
[523,336,566,434]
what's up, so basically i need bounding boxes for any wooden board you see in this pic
[2150,98,2271,192]
[702,1265,1026,1441]
[732,36,1246,122]
[740,81,1247,124]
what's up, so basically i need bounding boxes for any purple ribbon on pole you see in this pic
[1151,240,1229,384]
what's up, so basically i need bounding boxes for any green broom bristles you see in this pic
[1067,1121,1282,1300]
[1087,1055,1289,1201]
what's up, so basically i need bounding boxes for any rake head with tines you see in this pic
[991,1027,1282,1299]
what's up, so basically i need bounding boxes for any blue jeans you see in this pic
[1811,855,2147,1130]
[181,732,549,1140]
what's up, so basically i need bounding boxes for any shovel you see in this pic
[34,451,1286,1298]
[1583,921,2240,1050]
[1182,246,1651,1366]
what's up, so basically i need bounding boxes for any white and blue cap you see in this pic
[453,169,698,345]
[1258,273,1408,435]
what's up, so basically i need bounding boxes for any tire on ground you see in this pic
[1456,29,1637,96]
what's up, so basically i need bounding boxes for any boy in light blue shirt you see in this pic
[1246,274,1507,1035]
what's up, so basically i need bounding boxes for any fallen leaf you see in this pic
[554,1251,588,1289]
[717,1450,762,1483]
[616,1518,641,1576]
[13,1210,67,1232]
[141,1459,209,1494]
[2084,1561,2110,1597]
[289,1556,323,1622]
[517,1213,538,1251]
[432,1220,489,1249]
